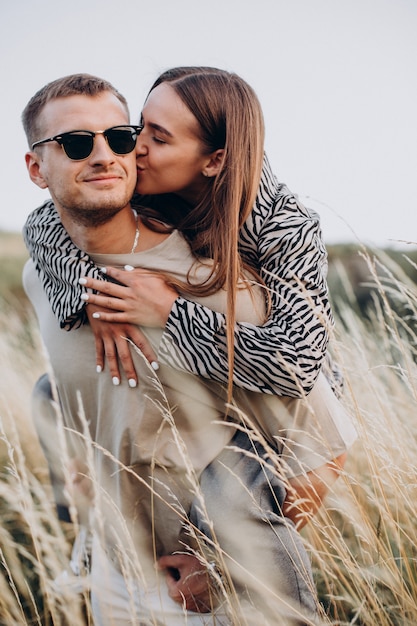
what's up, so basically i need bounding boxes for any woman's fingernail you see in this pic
[100,267,107,274]
[112,377,120,386]
[128,378,137,388]
[92,312,100,319]
[81,293,89,301]
[124,264,134,271]
[151,361,160,371]
[96,365,102,373]
[79,277,88,285]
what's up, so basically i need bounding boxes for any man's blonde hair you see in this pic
[22,73,129,147]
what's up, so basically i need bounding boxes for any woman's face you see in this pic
[135,83,212,204]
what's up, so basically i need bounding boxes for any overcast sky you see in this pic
[2,0,416,247]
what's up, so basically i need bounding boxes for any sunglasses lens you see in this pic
[106,128,137,155]
[61,134,94,160]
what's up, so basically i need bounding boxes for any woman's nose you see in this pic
[135,133,147,157]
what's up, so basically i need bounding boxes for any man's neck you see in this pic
[57,204,137,254]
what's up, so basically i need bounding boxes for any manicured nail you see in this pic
[81,293,89,301]
[128,378,137,388]
[112,376,120,386]
[79,277,88,285]
[100,267,107,274]
[151,361,160,371]
[92,312,100,319]
[124,264,134,271]
[96,365,102,373]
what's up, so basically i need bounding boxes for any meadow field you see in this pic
[0,231,417,625]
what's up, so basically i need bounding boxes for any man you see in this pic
[22,73,233,625]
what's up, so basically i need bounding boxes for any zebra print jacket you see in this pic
[23,156,339,398]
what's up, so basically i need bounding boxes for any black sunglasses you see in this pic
[31,125,143,161]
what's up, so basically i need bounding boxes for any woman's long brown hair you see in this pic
[141,67,266,401]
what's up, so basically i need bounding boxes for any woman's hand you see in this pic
[86,303,159,387]
[80,266,179,328]
[283,452,348,529]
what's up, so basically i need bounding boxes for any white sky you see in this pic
[1,0,416,247]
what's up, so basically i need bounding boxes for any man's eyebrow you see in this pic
[148,122,173,138]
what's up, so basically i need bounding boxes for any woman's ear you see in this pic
[202,149,224,178]
[25,151,49,189]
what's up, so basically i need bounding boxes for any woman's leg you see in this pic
[190,430,318,625]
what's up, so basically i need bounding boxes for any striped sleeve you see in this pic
[22,200,102,330]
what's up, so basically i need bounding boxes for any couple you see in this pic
[22,68,356,625]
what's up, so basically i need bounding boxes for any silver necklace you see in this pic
[131,209,140,253]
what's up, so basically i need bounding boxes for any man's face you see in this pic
[26,92,137,226]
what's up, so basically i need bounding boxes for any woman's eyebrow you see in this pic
[148,122,173,138]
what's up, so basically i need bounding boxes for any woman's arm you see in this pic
[23,200,101,330]
[159,191,333,397]
[23,180,333,397]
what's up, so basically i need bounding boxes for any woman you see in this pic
[24,67,356,623]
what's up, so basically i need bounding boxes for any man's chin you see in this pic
[62,201,130,227]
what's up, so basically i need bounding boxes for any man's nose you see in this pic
[89,134,116,164]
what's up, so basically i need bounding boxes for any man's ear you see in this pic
[25,151,48,189]
[202,149,224,178]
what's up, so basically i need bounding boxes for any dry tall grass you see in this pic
[0,247,416,625]
[0,304,88,625]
